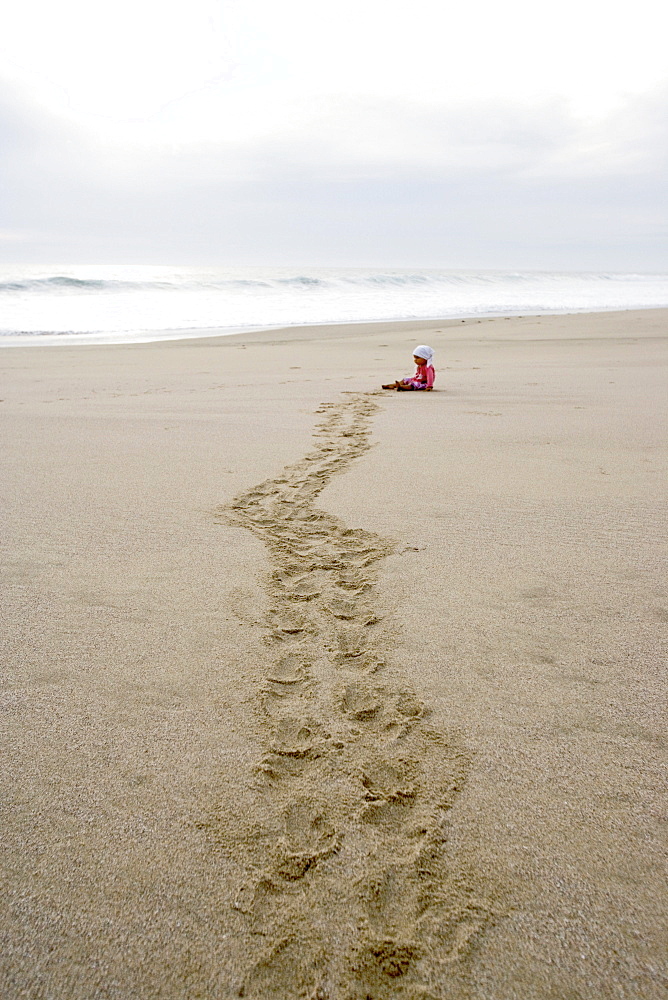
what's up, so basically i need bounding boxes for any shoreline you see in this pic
[2,308,667,998]
[2,304,668,349]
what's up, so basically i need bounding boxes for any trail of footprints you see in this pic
[215,394,489,999]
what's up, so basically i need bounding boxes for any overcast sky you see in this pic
[1,0,666,269]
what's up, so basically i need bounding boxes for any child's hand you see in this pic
[426,387,433,391]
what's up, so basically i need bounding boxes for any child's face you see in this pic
[413,355,427,366]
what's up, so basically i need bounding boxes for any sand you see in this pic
[1,309,666,999]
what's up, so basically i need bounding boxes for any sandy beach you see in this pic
[1,309,666,999]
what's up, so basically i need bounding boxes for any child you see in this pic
[382,345,435,391]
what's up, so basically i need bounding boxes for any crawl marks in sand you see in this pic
[209,393,490,999]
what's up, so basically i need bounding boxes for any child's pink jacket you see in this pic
[409,363,435,388]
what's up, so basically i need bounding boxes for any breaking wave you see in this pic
[2,269,660,296]
[1,265,667,345]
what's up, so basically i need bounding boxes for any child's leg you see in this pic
[381,380,403,389]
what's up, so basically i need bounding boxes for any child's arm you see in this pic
[425,366,435,390]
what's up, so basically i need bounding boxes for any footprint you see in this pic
[273,798,341,880]
[257,753,310,781]
[283,573,322,601]
[340,681,383,721]
[262,655,312,714]
[416,899,490,964]
[359,865,417,933]
[322,593,358,619]
[268,716,328,760]
[239,933,325,999]
[335,571,373,594]
[393,692,425,720]
[266,607,308,635]
[267,653,311,684]
[334,626,370,660]
[350,937,418,988]
[233,875,282,918]
[322,594,381,626]
[361,759,418,804]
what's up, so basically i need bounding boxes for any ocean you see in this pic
[1,265,667,346]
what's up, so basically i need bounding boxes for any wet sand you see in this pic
[1,310,667,999]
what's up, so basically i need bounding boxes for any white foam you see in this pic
[1,265,667,345]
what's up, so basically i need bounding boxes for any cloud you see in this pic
[0,76,666,268]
